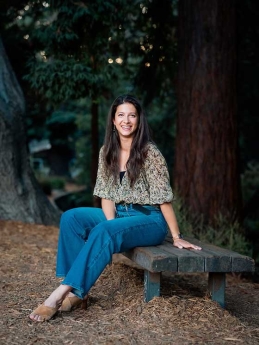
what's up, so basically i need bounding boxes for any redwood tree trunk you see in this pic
[0,38,60,225]
[174,0,241,222]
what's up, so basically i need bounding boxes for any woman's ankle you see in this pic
[44,285,72,307]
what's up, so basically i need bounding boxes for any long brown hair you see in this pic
[103,95,152,186]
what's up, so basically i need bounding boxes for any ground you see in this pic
[1,220,259,345]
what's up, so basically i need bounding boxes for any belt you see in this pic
[116,203,159,215]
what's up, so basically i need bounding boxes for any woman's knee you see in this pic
[60,208,88,231]
[60,209,76,226]
[60,207,106,235]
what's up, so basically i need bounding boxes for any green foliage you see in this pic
[173,198,252,257]
[36,175,66,195]
[198,215,252,257]
[73,104,92,185]
[172,197,194,236]
[24,59,92,103]
[15,0,179,109]
[241,160,259,263]
[49,177,66,190]
[146,92,177,170]
[2,0,179,189]
[54,189,93,211]
[130,0,178,104]
[241,160,259,204]
[23,1,143,104]
[46,100,86,149]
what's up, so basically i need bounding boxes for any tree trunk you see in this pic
[91,100,100,207]
[174,0,241,223]
[0,38,60,225]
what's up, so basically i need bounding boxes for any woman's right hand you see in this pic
[173,238,202,250]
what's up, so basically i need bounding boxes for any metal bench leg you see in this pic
[208,272,226,308]
[144,271,161,302]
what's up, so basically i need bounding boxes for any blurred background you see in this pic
[0,0,258,268]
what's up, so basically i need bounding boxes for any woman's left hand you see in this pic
[173,238,202,250]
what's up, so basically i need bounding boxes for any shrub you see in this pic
[173,198,252,257]
[36,175,66,194]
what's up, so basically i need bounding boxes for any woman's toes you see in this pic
[29,313,37,321]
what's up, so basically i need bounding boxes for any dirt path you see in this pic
[0,220,258,345]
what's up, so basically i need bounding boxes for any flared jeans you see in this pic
[56,204,168,299]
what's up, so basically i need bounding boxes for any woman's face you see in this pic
[113,102,139,140]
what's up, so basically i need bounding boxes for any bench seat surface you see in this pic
[123,236,254,273]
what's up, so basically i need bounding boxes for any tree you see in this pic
[174,0,241,223]
[24,1,138,204]
[0,37,60,225]
[23,1,178,194]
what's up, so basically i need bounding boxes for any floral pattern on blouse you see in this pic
[93,143,174,205]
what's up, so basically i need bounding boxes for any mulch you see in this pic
[0,220,259,345]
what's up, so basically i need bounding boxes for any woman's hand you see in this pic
[173,238,202,250]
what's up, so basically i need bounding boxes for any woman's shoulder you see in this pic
[99,145,105,156]
[98,145,106,163]
[145,141,164,158]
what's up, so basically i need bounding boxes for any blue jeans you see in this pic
[56,204,168,299]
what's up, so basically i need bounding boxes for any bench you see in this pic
[123,236,255,308]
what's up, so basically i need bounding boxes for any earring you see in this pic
[113,125,116,132]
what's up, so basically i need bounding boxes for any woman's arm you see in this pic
[101,198,116,220]
[160,202,201,250]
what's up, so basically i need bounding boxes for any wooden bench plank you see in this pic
[123,246,178,272]
[164,238,232,272]
[156,242,205,272]
[183,237,255,272]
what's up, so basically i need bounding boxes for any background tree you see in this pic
[24,0,139,202]
[0,37,60,225]
[23,0,178,188]
[0,0,178,222]
[174,0,241,223]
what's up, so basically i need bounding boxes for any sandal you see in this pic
[29,304,59,322]
[60,295,88,312]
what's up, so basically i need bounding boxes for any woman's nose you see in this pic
[123,115,130,123]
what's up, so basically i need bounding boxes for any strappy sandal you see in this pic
[29,304,59,322]
[60,295,88,312]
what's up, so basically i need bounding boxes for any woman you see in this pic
[29,95,201,322]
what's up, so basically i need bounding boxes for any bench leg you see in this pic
[208,272,226,308]
[144,270,161,302]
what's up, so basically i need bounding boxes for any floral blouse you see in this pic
[93,143,174,205]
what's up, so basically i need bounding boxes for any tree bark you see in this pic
[0,38,60,225]
[174,0,241,223]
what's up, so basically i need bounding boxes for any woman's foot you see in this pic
[29,285,72,322]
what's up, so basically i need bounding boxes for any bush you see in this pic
[48,177,66,190]
[38,179,52,196]
[173,198,252,257]
[241,160,259,204]
[54,189,93,211]
[36,175,66,195]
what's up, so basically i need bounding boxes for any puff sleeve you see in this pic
[143,144,174,204]
[93,146,113,200]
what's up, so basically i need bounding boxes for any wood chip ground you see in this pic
[0,220,259,345]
